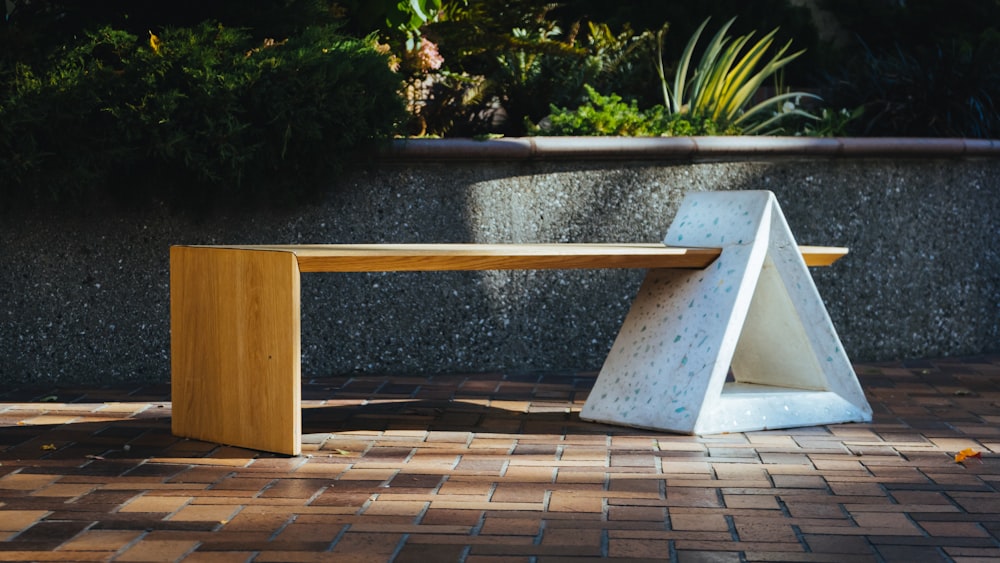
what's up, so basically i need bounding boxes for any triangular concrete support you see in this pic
[580,191,872,434]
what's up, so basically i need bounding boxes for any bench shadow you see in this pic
[0,374,628,464]
[301,398,623,436]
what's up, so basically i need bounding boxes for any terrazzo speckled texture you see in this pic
[1,142,998,385]
[581,191,871,434]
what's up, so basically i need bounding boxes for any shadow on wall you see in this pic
[0,154,997,385]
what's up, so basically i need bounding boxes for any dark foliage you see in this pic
[0,20,406,210]
[817,0,1000,138]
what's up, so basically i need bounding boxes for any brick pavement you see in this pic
[0,355,998,562]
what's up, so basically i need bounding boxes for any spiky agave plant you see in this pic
[656,17,819,135]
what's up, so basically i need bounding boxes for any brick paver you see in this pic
[0,355,999,561]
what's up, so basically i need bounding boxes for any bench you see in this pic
[170,191,872,455]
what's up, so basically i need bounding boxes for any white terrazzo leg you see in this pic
[580,190,872,434]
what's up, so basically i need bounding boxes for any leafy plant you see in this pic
[407,1,658,136]
[533,85,663,136]
[548,0,822,88]
[531,84,736,137]
[336,0,449,37]
[532,18,829,138]
[0,22,406,210]
[796,106,863,137]
[656,17,819,135]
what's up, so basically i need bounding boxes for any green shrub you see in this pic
[532,86,661,136]
[548,0,821,90]
[397,1,659,136]
[0,22,406,210]
[1,1,340,47]
[532,18,826,138]
[530,84,737,137]
[354,0,824,137]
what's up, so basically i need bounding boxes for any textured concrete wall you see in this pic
[2,141,998,385]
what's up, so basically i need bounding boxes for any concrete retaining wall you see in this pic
[2,137,998,385]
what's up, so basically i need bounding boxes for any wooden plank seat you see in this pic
[170,191,872,455]
[209,243,848,271]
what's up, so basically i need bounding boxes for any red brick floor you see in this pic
[1,355,999,562]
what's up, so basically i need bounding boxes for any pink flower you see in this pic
[412,37,444,71]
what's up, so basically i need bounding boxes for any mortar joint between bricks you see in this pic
[725,514,739,541]
[267,513,298,542]
[388,533,410,561]
[324,523,351,552]
[776,495,792,518]
[533,518,547,545]
[791,523,810,553]
[542,489,553,513]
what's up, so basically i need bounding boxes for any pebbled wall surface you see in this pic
[2,138,998,384]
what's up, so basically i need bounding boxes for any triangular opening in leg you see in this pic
[729,252,830,392]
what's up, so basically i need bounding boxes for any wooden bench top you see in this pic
[176,243,848,272]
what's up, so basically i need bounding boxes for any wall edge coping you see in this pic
[383,136,1000,161]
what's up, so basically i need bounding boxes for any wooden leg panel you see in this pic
[170,247,302,455]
